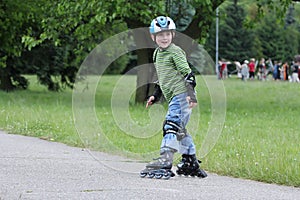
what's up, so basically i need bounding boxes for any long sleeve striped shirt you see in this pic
[153,43,191,102]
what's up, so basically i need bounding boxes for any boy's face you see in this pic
[151,31,174,49]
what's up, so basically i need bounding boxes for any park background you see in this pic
[0,0,299,187]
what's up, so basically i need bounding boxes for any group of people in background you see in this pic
[218,55,300,83]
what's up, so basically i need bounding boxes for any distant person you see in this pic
[248,58,256,80]
[291,55,300,83]
[258,58,266,81]
[220,59,230,79]
[266,58,274,80]
[241,60,249,81]
[273,61,281,81]
[218,60,222,79]
[282,61,289,81]
[298,64,300,81]
[234,61,242,79]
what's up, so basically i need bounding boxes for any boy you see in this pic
[140,16,207,179]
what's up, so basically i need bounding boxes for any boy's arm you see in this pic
[172,49,197,107]
[185,72,197,105]
[172,51,191,75]
[146,83,162,108]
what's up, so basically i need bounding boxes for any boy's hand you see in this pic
[186,82,197,108]
[186,96,197,109]
[146,96,155,108]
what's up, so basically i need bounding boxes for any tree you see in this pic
[0,0,131,91]
[0,0,81,91]
[218,0,255,62]
[206,0,300,66]
[0,0,37,91]
[255,9,299,62]
[32,0,224,100]
[1,0,298,94]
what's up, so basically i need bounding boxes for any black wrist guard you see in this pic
[185,72,197,103]
[151,83,162,103]
[187,84,197,103]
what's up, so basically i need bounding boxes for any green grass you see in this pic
[0,78,80,146]
[0,75,299,187]
[205,78,300,186]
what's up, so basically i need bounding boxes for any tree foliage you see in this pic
[0,0,299,93]
[0,0,37,90]
[218,1,255,62]
[206,0,300,67]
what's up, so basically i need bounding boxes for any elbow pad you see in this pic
[184,72,196,88]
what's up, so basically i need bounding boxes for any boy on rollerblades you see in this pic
[140,16,207,179]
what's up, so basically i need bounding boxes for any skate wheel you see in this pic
[148,172,155,178]
[155,173,163,179]
[140,172,147,178]
[197,169,208,178]
[170,171,175,177]
[176,169,183,176]
[163,172,171,180]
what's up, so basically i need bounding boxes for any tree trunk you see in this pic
[0,67,14,92]
[133,28,156,103]
[135,50,154,103]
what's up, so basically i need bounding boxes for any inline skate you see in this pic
[140,148,175,180]
[176,154,207,178]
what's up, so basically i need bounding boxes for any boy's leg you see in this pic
[161,92,192,153]
[159,92,207,178]
[178,134,196,155]
[171,93,207,178]
[161,92,196,156]
[159,92,190,165]
[177,134,207,178]
[143,94,183,173]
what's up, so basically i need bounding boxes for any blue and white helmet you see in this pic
[149,16,176,34]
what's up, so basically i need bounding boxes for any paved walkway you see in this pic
[0,131,299,200]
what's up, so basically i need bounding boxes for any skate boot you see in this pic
[176,154,207,178]
[140,148,175,180]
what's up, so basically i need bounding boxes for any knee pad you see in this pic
[163,120,187,141]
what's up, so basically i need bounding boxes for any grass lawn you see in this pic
[0,75,299,187]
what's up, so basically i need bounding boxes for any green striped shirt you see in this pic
[154,43,191,102]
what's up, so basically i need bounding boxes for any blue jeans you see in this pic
[160,92,196,155]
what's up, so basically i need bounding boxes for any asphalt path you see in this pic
[0,131,299,200]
